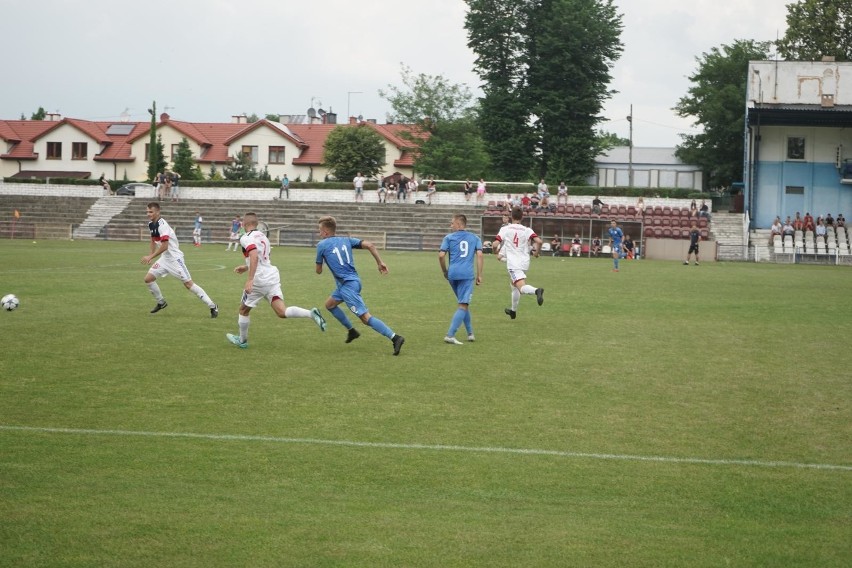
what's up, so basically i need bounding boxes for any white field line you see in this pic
[1,425,850,472]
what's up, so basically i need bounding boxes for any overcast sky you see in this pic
[3,0,789,147]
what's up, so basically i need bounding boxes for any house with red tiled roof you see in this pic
[0,113,424,183]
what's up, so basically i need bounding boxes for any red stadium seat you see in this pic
[662,227,673,238]
[644,227,654,238]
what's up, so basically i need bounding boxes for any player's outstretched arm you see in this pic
[361,240,388,274]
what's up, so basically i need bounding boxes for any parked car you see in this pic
[116,182,154,196]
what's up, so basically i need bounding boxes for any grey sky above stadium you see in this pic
[3,0,788,147]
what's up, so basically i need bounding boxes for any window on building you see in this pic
[72,142,88,160]
[269,146,286,164]
[242,145,259,163]
[787,137,806,160]
[785,186,805,195]
[46,141,62,159]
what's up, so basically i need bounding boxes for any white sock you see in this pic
[189,284,216,308]
[511,287,521,311]
[521,285,537,295]
[238,314,250,343]
[147,282,164,302]
[284,306,311,318]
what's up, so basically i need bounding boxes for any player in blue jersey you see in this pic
[607,219,624,272]
[438,214,484,345]
[315,215,405,356]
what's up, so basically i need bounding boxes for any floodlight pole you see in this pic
[627,104,634,188]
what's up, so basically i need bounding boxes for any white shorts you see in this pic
[241,279,283,308]
[507,268,528,284]
[230,232,240,241]
[193,228,201,236]
[148,255,192,282]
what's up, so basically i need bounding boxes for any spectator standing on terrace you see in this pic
[537,179,548,198]
[353,172,365,202]
[225,212,326,349]
[557,181,568,205]
[592,196,604,215]
[315,215,405,356]
[377,178,387,204]
[438,214,483,345]
[407,177,418,199]
[684,222,700,265]
[142,202,218,318]
[493,207,544,320]
[397,177,407,201]
[156,171,167,201]
[463,179,473,201]
[426,176,437,205]
[278,174,290,199]
[476,178,487,205]
[99,173,111,195]
[169,171,180,202]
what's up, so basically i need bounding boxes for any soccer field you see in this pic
[0,239,850,567]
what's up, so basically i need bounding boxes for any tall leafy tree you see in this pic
[146,101,159,182]
[465,0,534,181]
[674,40,772,188]
[776,0,852,61]
[596,130,631,151]
[466,0,623,183]
[30,107,46,120]
[322,125,385,181]
[380,65,488,178]
[172,137,203,180]
[414,114,490,180]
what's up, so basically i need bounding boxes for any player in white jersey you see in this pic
[225,212,326,349]
[493,207,544,319]
[141,202,218,317]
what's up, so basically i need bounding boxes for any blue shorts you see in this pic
[449,278,474,305]
[332,280,368,317]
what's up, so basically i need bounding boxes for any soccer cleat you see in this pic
[535,288,544,306]
[345,327,361,343]
[311,307,327,331]
[467,334,476,342]
[392,334,405,356]
[612,269,619,272]
[444,336,464,345]
[150,300,168,314]
[226,333,248,349]
[683,261,689,265]
[210,305,219,318]
[504,308,516,320]
[695,262,700,266]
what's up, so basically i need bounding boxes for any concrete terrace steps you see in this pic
[73,196,135,239]
[102,199,485,250]
[709,212,747,260]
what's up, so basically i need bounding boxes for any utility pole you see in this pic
[627,104,634,188]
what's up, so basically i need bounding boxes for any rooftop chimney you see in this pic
[160,113,170,122]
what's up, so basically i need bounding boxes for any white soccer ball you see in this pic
[497,253,506,262]
[1,294,19,311]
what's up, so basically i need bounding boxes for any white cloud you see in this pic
[2,0,791,147]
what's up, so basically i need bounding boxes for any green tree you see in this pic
[172,137,203,180]
[465,0,623,183]
[596,130,631,151]
[30,107,46,120]
[776,0,852,61]
[265,114,281,122]
[525,0,623,184]
[322,125,385,181]
[223,151,259,180]
[466,0,534,181]
[380,64,489,179]
[674,39,773,188]
[208,164,223,181]
[415,114,490,180]
[146,102,159,182]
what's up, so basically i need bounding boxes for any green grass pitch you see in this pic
[0,239,850,567]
